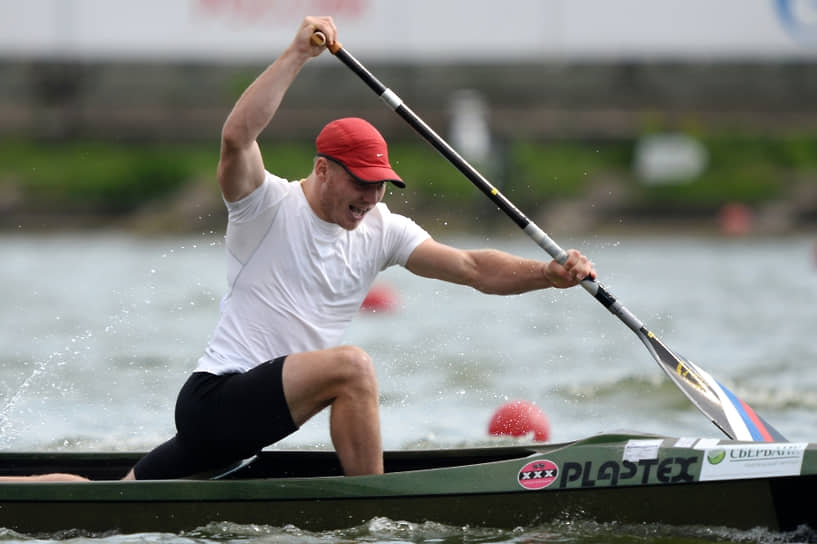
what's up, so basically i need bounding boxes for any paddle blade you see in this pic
[639,328,786,442]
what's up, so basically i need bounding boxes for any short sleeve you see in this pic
[379,204,431,268]
[224,172,292,264]
[225,171,290,223]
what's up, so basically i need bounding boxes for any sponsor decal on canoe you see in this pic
[518,460,559,490]
[554,457,699,488]
[699,443,807,481]
[518,456,699,490]
[707,449,726,465]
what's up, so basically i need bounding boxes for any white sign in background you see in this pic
[0,0,816,62]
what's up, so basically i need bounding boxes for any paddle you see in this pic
[311,33,786,443]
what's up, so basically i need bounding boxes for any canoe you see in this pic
[2,432,816,535]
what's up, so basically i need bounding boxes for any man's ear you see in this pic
[314,156,330,180]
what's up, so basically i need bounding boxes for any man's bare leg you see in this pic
[0,473,89,482]
[283,346,383,475]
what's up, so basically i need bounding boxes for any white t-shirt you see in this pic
[196,172,430,375]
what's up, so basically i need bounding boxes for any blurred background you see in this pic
[1,0,816,236]
[1,1,817,458]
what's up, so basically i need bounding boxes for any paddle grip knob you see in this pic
[311,31,342,54]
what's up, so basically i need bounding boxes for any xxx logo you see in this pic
[518,460,559,490]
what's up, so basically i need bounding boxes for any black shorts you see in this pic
[132,356,298,480]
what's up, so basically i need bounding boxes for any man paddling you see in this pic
[121,15,595,480]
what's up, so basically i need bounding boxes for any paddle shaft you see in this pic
[312,32,786,442]
[312,32,644,333]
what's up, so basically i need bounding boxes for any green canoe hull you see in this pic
[2,433,815,534]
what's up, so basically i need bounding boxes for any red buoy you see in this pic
[361,284,399,313]
[488,400,550,442]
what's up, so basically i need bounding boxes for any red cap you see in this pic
[316,118,405,188]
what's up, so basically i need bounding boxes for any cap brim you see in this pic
[348,167,406,189]
[321,154,406,188]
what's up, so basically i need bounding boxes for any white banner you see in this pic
[1,0,816,61]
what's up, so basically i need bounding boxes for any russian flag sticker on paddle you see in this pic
[518,460,559,490]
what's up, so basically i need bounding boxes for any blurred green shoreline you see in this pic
[1,134,815,236]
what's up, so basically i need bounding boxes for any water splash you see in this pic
[1,354,55,447]
[0,329,93,449]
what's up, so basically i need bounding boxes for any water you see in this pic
[1,230,816,543]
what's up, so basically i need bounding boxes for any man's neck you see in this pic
[300,174,328,222]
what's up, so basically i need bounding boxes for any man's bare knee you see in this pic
[282,346,378,426]
[334,346,377,395]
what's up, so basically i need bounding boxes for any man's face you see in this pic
[318,159,387,230]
